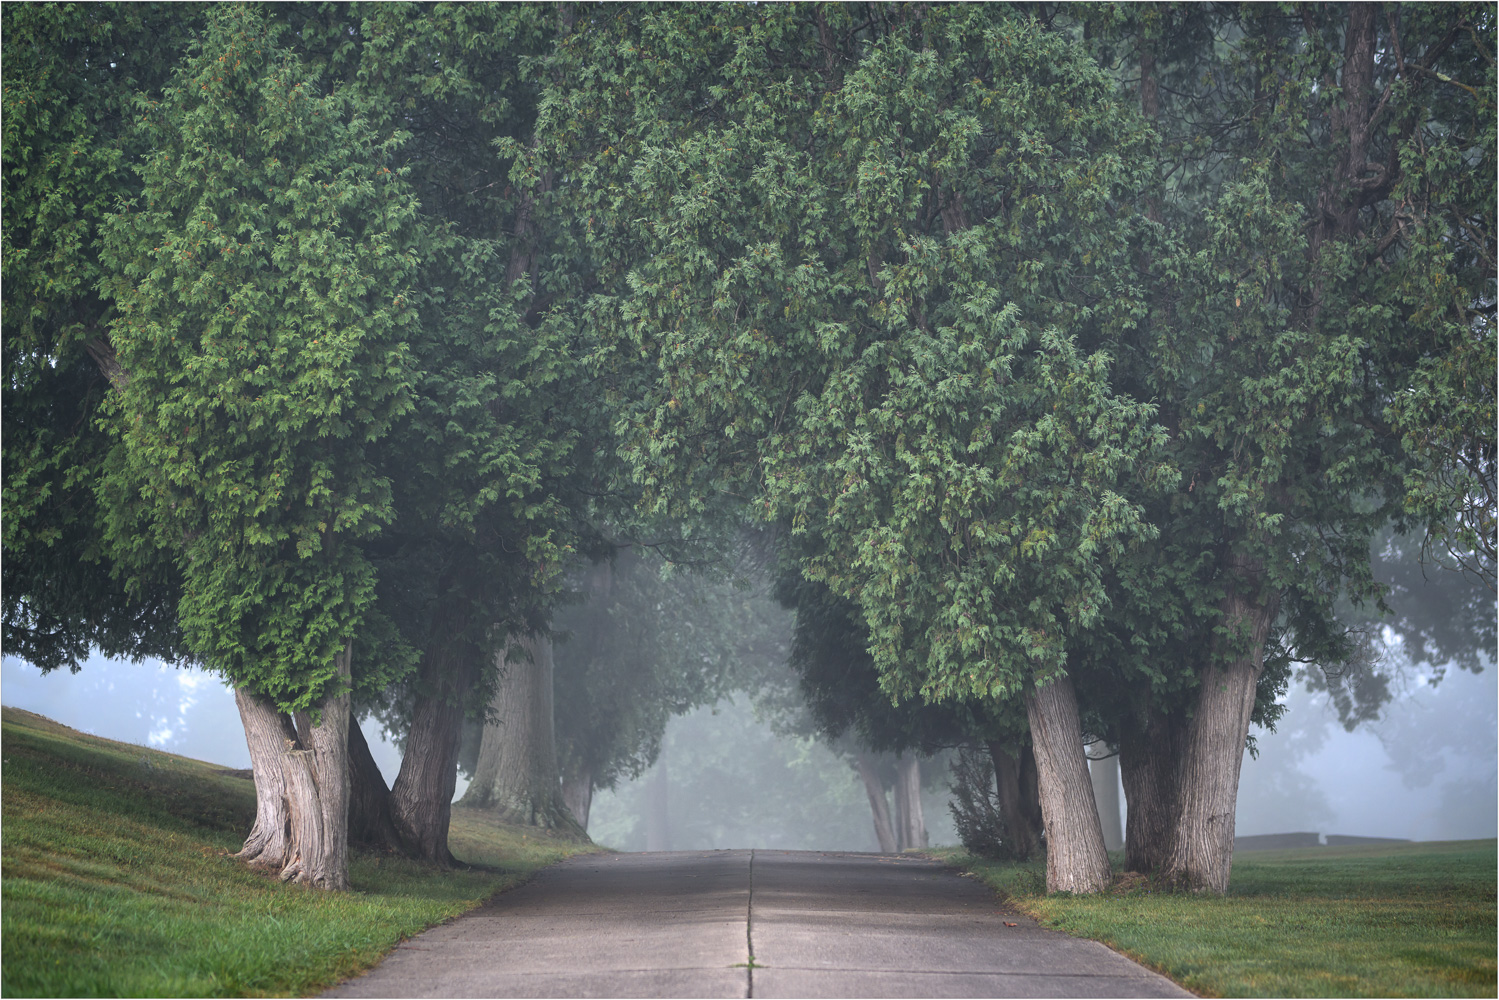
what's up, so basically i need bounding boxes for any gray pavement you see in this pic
[323,849,1194,999]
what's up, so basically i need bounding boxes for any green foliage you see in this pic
[1068,4,1496,743]
[97,6,425,709]
[950,840,1498,997]
[773,570,1028,757]
[946,747,1009,860]
[347,3,605,731]
[0,707,596,997]
[2,3,203,672]
[554,6,1171,711]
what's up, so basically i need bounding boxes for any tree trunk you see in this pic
[390,617,479,865]
[347,714,402,851]
[232,650,364,893]
[1119,705,1184,874]
[1162,559,1281,893]
[276,726,327,886]
[560,761,593,831]
[1017,745,1044,851]
[234,686,296,868]
[462,632,583,834]
[645,755,670,851]
[1089,752,1124,852]
[892,755,927,851]
[1025,673,1112,894]
[289,643,352,890]
[987,741,1043,861]
[234,645,353,889]
[855,752,898,854]
[1305,3,1382,323]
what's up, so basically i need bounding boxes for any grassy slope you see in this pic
[1,706,598,998]
[939,841,1497,998]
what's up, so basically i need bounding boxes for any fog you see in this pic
[4,642,1493,849]
[586,697,958,852]
[1234,661,1497,842]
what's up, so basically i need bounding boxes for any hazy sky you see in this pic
[3,647,1493,845]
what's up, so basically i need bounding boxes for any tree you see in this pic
[1077,1,1495,891]
[96,5,427,887]
[341,1,598,865]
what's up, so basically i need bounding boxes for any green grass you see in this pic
[1,706,600,998]
[935,840,1498,998]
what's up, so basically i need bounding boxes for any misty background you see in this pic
[4,629,1493,849]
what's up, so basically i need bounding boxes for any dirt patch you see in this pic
[1109,870,1157,895]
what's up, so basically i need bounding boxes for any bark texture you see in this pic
[463,632,583,834]
[1088,752,1124,852]
[1119,706,1185,873]
[390,617,480,865]
[1162,558,1281,892]
[233,644,354,889]
[1025,674,1112,894]
[987,741,1044,861]
[234,686,296,867]
[299,643,352,890]
[855,753,898,853]
[277,730,328,885]
[892,755,928,851]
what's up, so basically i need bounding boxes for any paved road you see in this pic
[324,850,1193,998]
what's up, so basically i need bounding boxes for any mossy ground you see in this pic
[1,706,600,998]
[934,840,1497,998]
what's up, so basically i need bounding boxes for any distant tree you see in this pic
[774,572,1042,860]
[1299,526,1495,733]
[545,542,789,829]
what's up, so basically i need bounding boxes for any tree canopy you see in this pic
[3,1,1491,895]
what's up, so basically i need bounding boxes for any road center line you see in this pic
[746,848,756,998]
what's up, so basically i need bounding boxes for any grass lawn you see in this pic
[1,706,599,998]
[937,839,1497,998]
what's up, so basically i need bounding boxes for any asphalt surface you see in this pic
[323,850,1194,998]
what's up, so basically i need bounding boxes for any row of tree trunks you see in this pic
[233,613,592,889]
[461,632,585,835]
[853,753,929,853]
[233,643,353,889]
